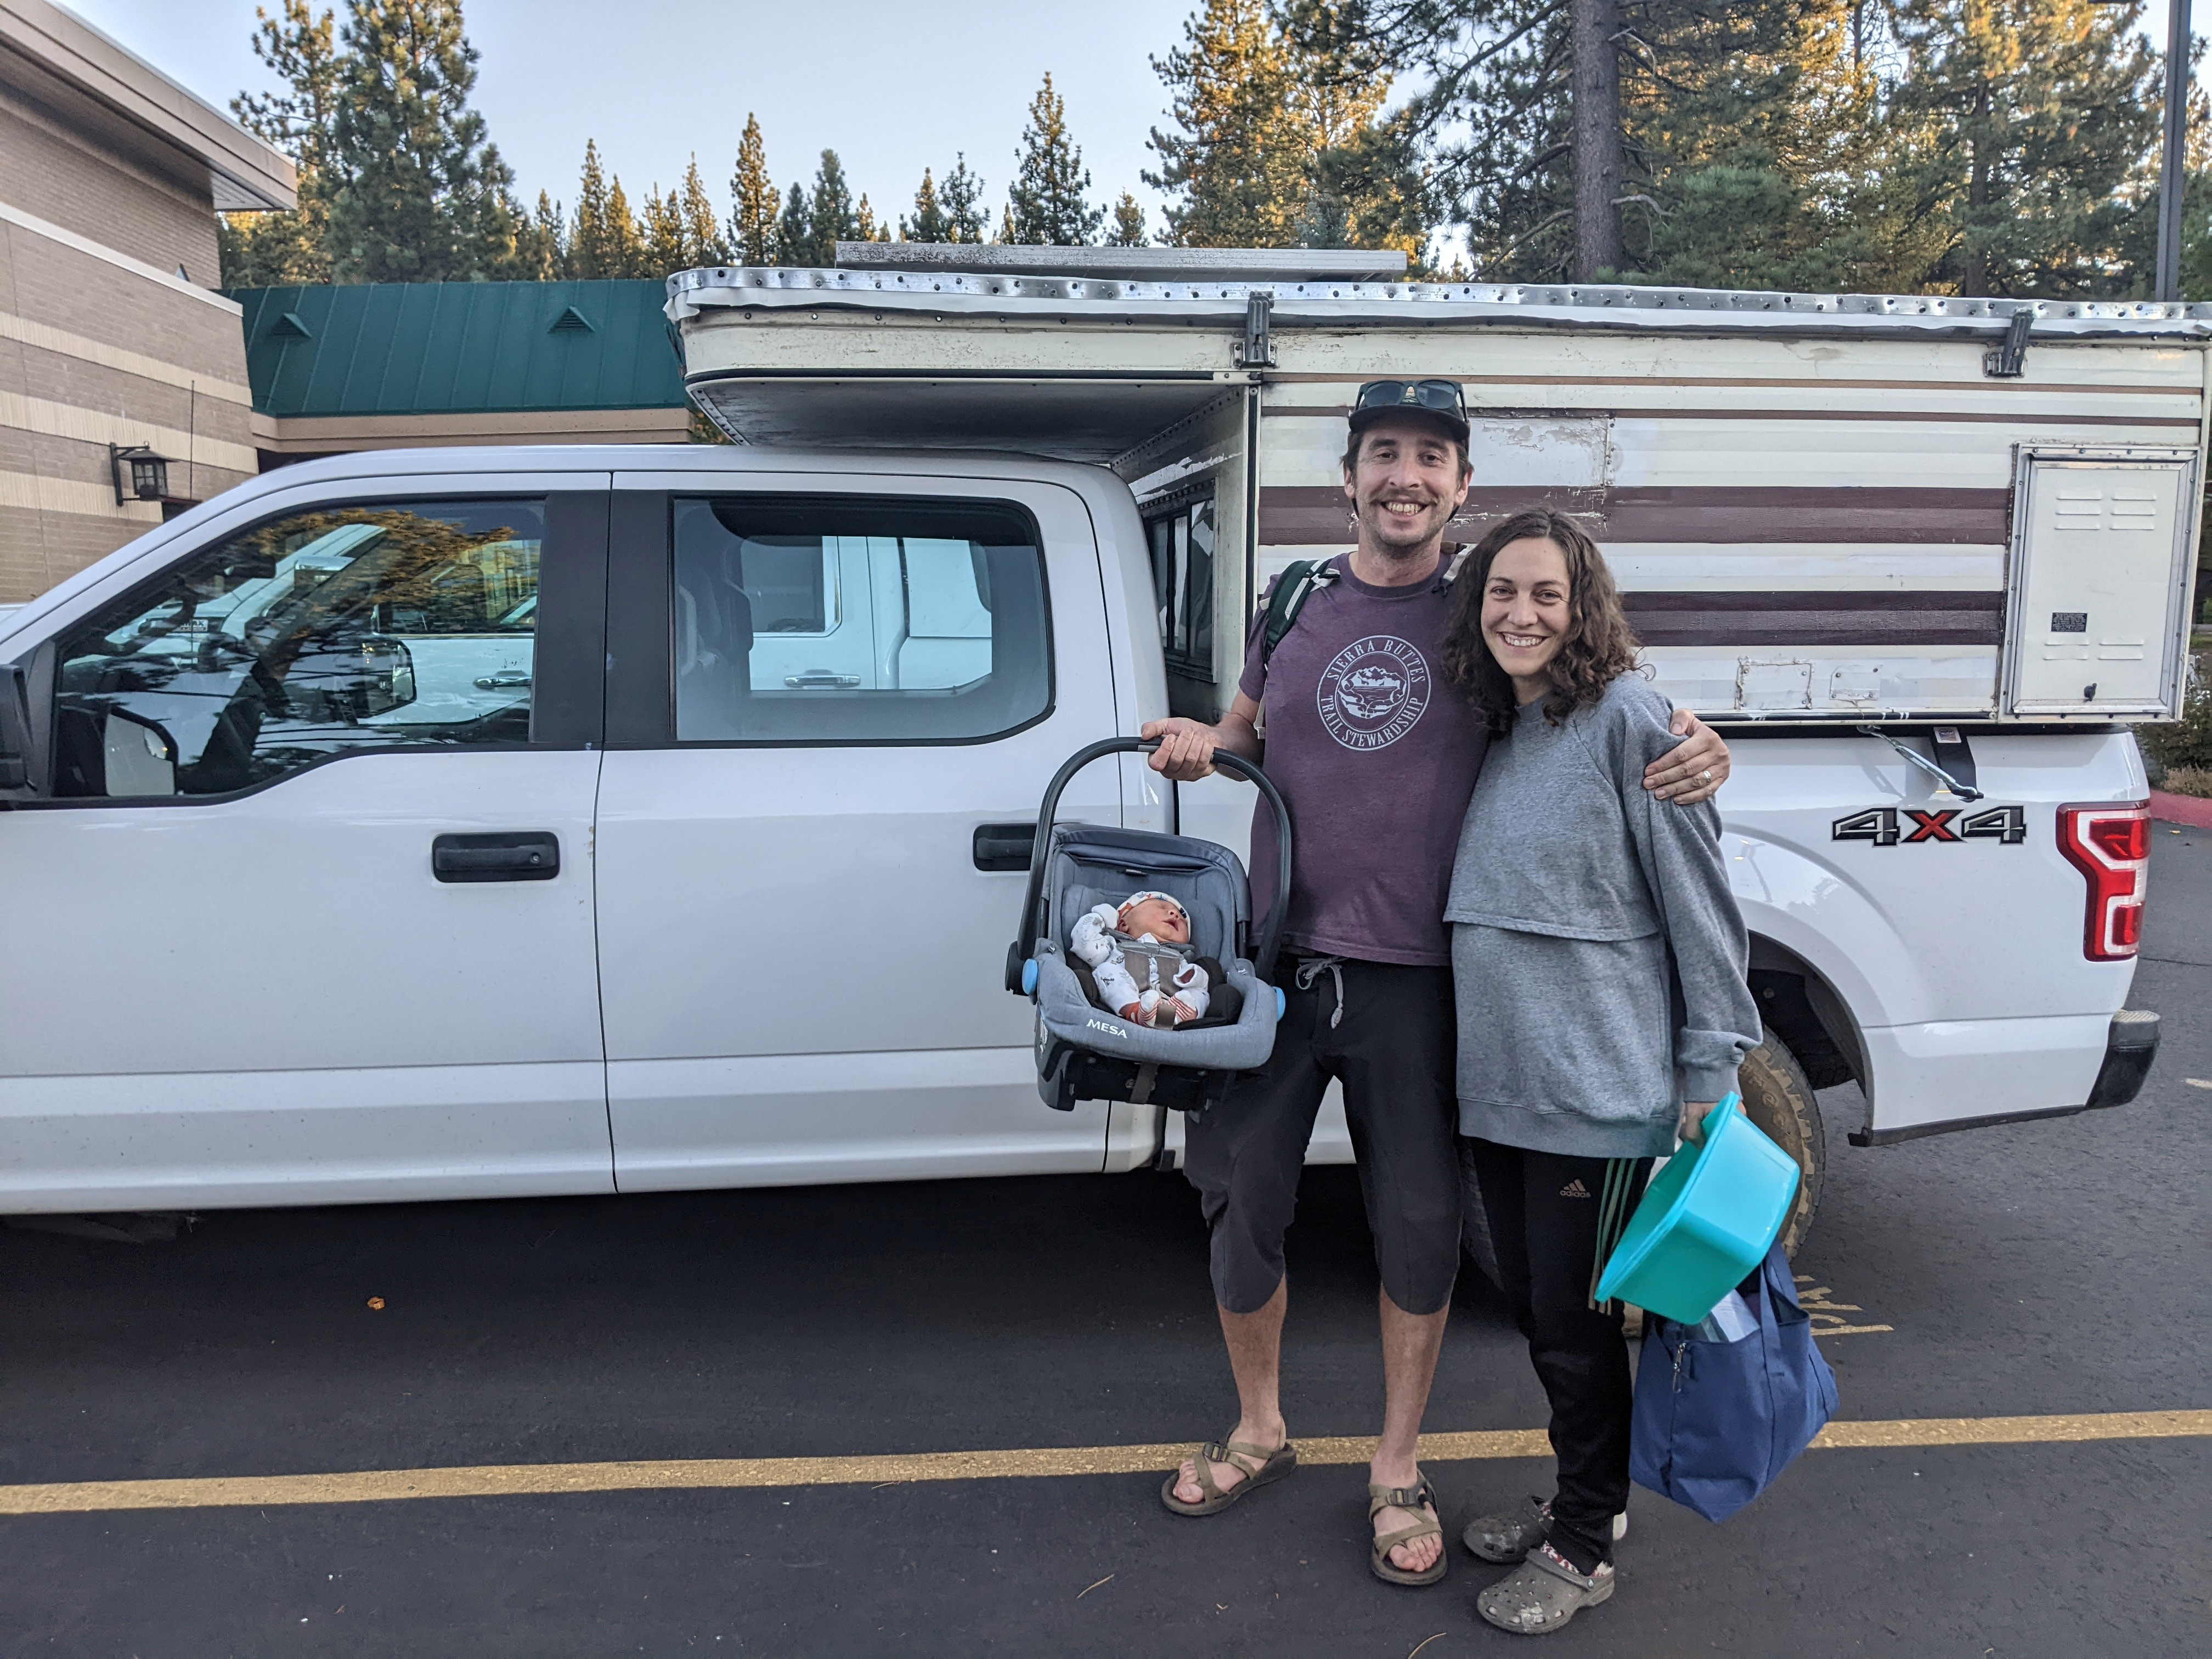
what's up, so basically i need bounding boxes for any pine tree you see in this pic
[778,180,812,266]
[602,176,648,276]
[323,0,521,281]
[903,168,947,241]
[505,188,566,279]
[1108,190,1148,246]
[939,154,990,242]
[1637,3,1946,293]
[569,138,620,275]
[1322,0,1848,281]
[221,0,341,285]
[1888,0,2162,296]
[641,182,689,275]
[1146,0,1309,246]
[800,150,858,262]
[855,193,882,242]
[1008,73,1104,244]
[997,204,1018,243]
[1150,0,1409,253]
[1322,0,2171,294]
[679,157,732,265]
[730,113,778,264]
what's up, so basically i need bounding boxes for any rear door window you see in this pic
[672,496,1050,743]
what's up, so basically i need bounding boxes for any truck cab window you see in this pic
[672,496,1050,743]
[52,499,544,799]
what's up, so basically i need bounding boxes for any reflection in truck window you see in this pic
[52,499,545,799]
[1144,492,1215,681]
[672,495,1051,744]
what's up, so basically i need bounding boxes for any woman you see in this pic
[1437,510,1760,1637]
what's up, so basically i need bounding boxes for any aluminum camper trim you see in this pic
[666,264,2212,343]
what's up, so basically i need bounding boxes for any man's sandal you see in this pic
[1158,1436,1296,1516]
[1367,1475,1447,1587]
[1462,1497,1628,1564]
[1475,1543,1616,1635]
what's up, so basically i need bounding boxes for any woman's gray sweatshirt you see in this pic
[1445,674,1760,1159]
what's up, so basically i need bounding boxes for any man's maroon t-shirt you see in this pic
[1237,556,1489,967]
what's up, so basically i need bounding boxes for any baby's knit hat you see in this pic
[1118,890,1187,926]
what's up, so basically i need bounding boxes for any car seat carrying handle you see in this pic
[1012,738,1294,986]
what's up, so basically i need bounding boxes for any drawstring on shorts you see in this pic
[1294,955,1347,1029]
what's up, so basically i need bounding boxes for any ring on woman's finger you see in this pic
[1700,769,1712,783]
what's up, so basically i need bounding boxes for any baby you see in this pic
[1070,890,1214,1028]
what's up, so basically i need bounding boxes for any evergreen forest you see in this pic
[218,0,2212,301]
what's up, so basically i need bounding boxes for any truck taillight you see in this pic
[2056,802,2149,961]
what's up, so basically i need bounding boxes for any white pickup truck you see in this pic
[0,251,2188,1251]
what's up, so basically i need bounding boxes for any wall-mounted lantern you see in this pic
[109,443,173,505]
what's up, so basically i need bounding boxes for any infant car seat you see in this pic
[1006,737,1293,1118]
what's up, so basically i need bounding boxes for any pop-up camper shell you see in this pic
[667,246,2208,729]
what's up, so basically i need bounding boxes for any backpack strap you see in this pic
[1259,558,1339,668]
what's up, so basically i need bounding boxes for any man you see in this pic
[1148,380,1729,1583]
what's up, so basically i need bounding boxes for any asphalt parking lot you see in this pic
[3,830,2207,1658]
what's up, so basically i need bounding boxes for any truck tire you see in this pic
[1458,1023,1828,1286]
[1737,1024,1825,1259]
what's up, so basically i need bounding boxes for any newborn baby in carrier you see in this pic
[1069,891,1224,1029]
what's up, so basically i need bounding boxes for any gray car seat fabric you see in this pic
[1029,823,1278,1096]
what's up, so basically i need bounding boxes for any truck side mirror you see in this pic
[102,707,177,797]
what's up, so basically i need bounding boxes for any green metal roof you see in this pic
[227,280,687,417]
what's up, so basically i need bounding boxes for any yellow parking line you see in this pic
[1,1412,2204,1517]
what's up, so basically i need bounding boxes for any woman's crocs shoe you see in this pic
[1462,1498,1627,1563]
[1475,1543,1616,1635]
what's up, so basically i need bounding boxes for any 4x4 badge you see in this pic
[1832,806,2027,845]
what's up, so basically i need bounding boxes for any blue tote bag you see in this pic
[1629,1242,1838,1522]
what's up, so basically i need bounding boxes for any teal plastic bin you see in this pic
[1594,1092,1800,1325]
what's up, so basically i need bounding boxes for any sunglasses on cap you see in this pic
[1352,379,1468,420]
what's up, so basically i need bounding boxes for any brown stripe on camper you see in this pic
[1257,485,2011,547]
[1623,590,2005,647]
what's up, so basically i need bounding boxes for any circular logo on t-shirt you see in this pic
[1316,635,1432,750]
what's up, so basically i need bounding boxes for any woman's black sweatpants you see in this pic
[1466,1136,1652,1575]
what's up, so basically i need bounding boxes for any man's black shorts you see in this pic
[1183,956,1462,1314]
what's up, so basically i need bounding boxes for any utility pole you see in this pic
[2100,0,2194,300]
[2157,0,2192,303]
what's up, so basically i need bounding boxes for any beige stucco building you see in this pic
[0,0,294,602]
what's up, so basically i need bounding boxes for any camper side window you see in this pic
[1144,493,1215,681]
[670,495,1052,743]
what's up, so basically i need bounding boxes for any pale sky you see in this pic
[63,0,1212,232]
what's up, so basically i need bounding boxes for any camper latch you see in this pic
[1235,290,1276,368]
[1983,308,2033,378]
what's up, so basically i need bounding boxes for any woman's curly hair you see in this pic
[1438,509,1641,737]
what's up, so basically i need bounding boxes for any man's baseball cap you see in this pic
[1347,379,1471,445]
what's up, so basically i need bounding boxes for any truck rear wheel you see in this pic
[1737,1024,1825,1258]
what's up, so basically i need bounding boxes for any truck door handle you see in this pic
[972,822,1036,872]
[433,831,561,883]
[785,671,861,689]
